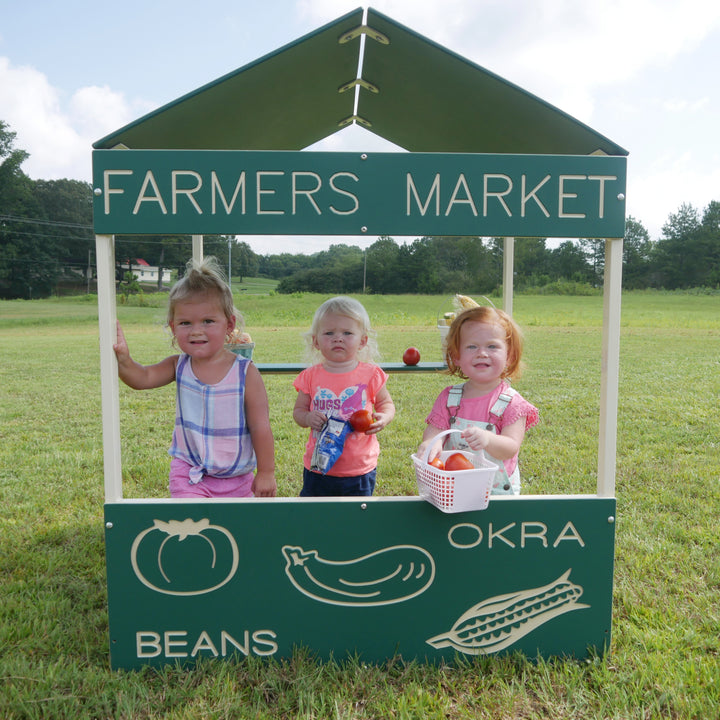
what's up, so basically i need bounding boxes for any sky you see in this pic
[1,0,719,256]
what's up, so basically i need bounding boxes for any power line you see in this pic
[0,214,93,231]
[0,228,94,243]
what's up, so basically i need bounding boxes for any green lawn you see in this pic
[230,276,279,295]
[0,291,718,719]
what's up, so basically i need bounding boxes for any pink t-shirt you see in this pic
[294,362,389,476]
[425,381,539,476]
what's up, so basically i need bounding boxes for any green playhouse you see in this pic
[92,8,627,669]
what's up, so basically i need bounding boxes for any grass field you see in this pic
[1,291,719,719]
[229,276,279,295]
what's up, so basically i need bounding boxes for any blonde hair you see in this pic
[304,296,379,363]
[167,256,242,329]
[445,306,524,380]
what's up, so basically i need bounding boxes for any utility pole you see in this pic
[363,248,367,293]
[228,237,232,292]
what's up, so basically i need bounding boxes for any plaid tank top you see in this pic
[169,354,255,484]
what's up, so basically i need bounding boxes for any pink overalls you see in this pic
[443,383,520,495]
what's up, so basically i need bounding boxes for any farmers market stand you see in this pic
[93,8,627,669]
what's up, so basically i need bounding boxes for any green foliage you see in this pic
[1,292,719,718]
[0,122,97,298]
[525,280,601,295]
[117,270,143,302]
[651,201,720,289]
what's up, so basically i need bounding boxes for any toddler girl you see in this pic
[113,257,276,498]
[419,305,538,495]
[293,296,395,496]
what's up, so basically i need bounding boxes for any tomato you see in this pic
[402,347,421,365]
[444,453,474,471]
[131,518,239,596]
[428,457,445,470]
[349,409,374,432]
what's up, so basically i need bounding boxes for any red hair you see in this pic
[444,306,524,380]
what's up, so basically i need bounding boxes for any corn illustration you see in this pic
[426,569,589,655]
[454,294,480,310]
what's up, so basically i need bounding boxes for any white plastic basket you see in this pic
[412,429,497,513]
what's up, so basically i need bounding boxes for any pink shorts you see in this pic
[168,458,254,498]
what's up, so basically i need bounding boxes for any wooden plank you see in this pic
[255,362,447,374]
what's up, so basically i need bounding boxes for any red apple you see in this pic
[403,347,421,365]
[349,409,374,432]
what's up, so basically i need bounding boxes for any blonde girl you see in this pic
[113,257,276,498]
[293,296,395,496]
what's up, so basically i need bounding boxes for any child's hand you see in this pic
[365,412,392,435]
[417,438,442,460]
[113,321,131,363]
[460,426,492,451]
[252,470,277,497]
[305,410,328,433]
[363,387,395,435]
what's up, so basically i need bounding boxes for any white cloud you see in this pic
[0,57,149,182]
[0,57,69,174]
[661,97,709,113]
[69,85,135,138]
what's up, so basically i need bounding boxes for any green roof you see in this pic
[93,7,627,156]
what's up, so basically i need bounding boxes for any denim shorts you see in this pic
[300,468,376,497]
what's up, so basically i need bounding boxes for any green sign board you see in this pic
[92,150,626,238]
[104,496,616,670]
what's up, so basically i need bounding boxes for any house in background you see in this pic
[119,259,171,286]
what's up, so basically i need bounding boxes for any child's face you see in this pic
[169,294,235,360]
[453,320,509,388]
[313,312,367,367]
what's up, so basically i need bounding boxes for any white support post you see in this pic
[95,234,123,502]
[597,237,623,497]
[192,235,204,263]
[503,237,515,316]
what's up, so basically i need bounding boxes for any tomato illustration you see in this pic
[402,347,421,365]
[349,409,374,432]
[444,453,475,471]
[130,518,239,596]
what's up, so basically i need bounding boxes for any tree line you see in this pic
[2,119,719,299]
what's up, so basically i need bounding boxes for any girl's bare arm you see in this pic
[366,385,395,434]
[293,391,327,432]
[113,322,177,390]
[244,363,277,497]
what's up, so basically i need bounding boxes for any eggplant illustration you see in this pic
[282,544,435,606]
